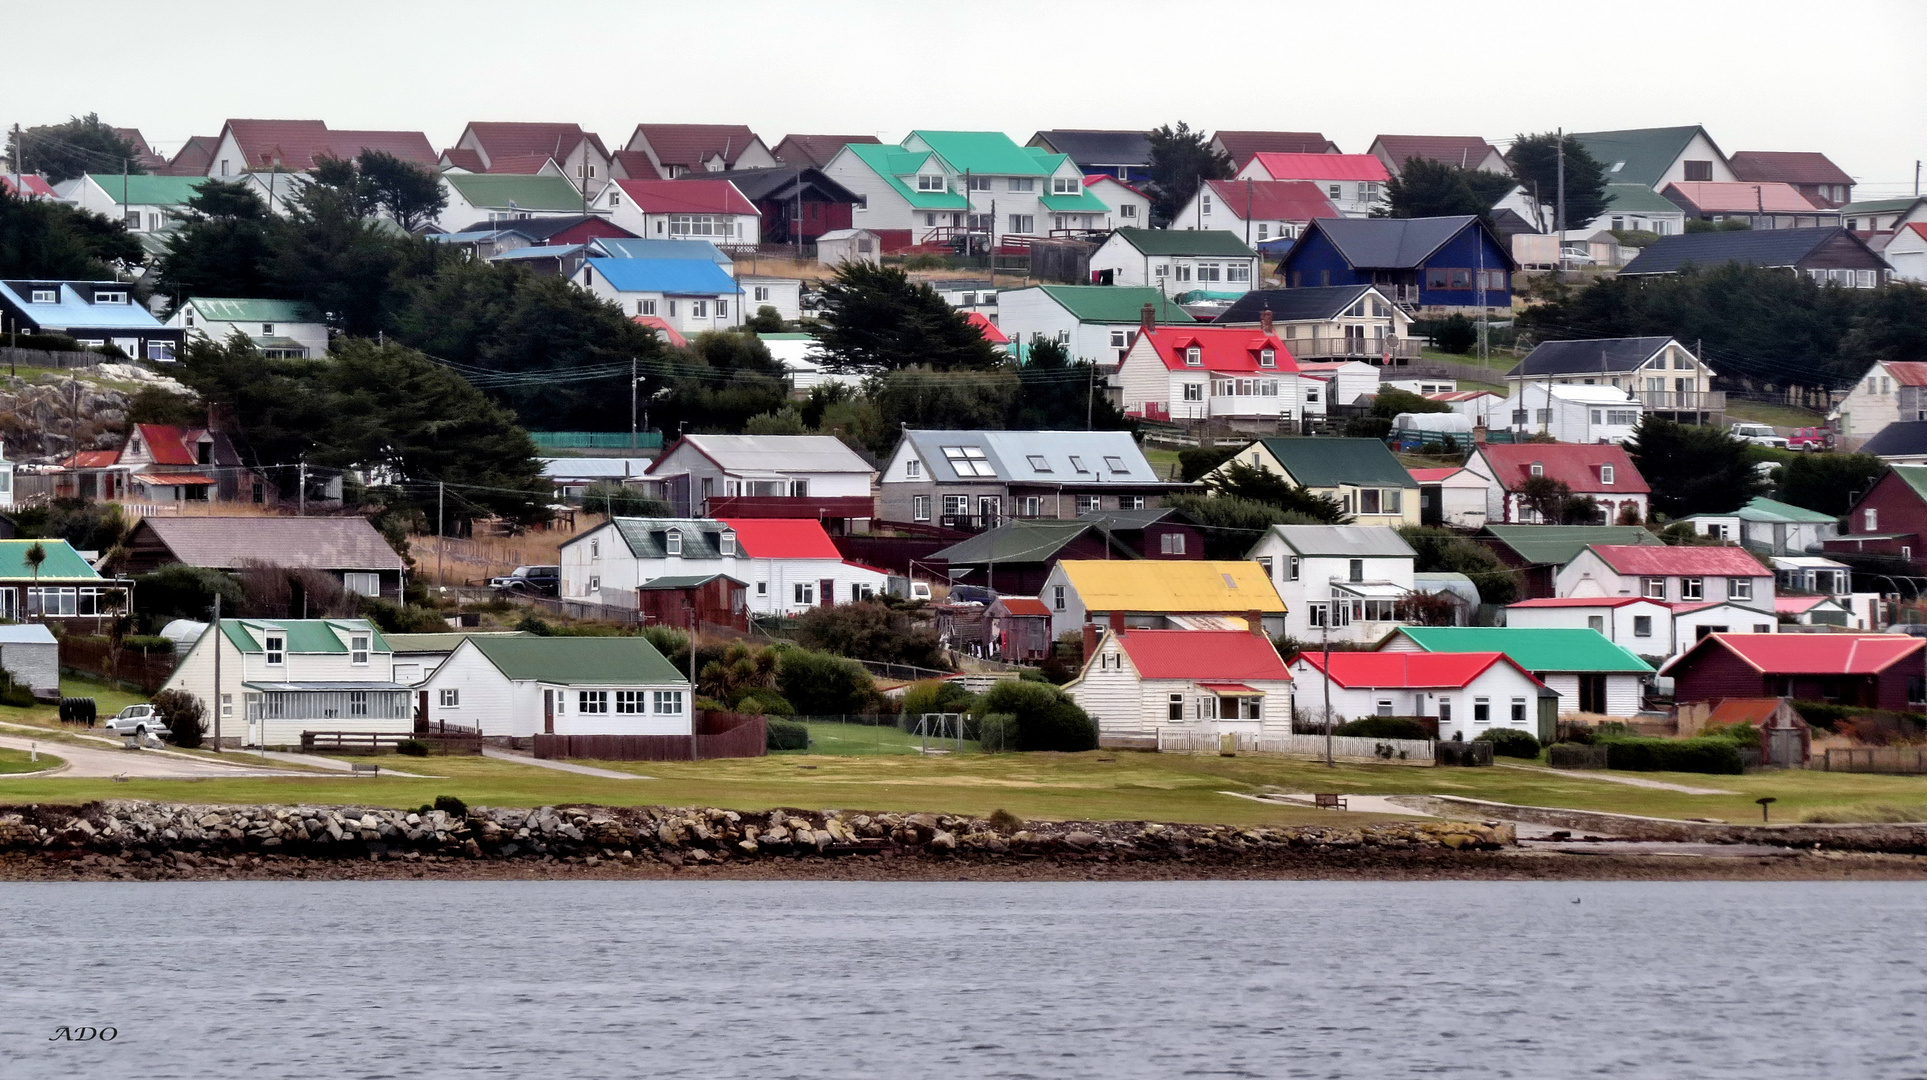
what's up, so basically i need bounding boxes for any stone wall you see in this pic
[1394,795,1927,853]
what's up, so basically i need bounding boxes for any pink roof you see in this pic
[716,518,841,559]
[1407,467,1462,483]
[1586,544,1768,577]
[1295,650,1541,690]
[1663,182,1823,215]
[1475,443,1649,494]
[1247,153,1389,183]
[1202,179,1340,222]
[632,316,687,347]
[1668,601,1727,614]
[1084,174,1146,197]
[1665,633,1924,677]
[1507,596,1651,609]
[1885,360,1927,387]
[612,178,757,215]
[1115,630,1290,682]
[1906,223,1927,243]
[1133,326,1297,374]
[964,312,1008,344]
[1727,151,1853,188]
[1774,595,1832,614]
[64,450,119,469]
[462,122,606,165]
[0,175,56,198]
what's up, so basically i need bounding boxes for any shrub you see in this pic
[1428,314,1477,354]
[732,688,796,716]
[150,688,205,748]
[970,681,1095,752]
[119,634,175,653]
[0,679,34,708]
[791,600,949,670]
[1334,716,1430,741]
[360,598,454,634]
[899,679,976,729]
[396,738,430,757]
[774,647,879,715]
[986,808,1025,831]
[1474,727,1541,758]
[1177,444,1240,482]
[515,614,552,636]
[433,794,468,816]
[766,719,810,751]
[1600,736,1743,775]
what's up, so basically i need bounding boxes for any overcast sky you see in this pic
[14,0,1927,197]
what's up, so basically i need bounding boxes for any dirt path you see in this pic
[1496,762,1733,795]
[0,735,303,779]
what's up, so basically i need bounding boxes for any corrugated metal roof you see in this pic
[666,434,873,475]
[1857,421,1927,459]
[138,516,407,571]
[1389,626,1655,673]
[1256,525,1415,559]
[586,257,740,296]
[1726,151,1852,188]
[1299,215,1495,270]
[1246,153,1390,183]
[1203,179,1340,222]
[1602,182,1683,215]
[186,297,319,323]
[1217,286,1376,324]
[1058,560,1285,613]
[1664,181,1827,214]
[1254,437,1413,488]
[598,518,731,560]
[1212,131,1337,165]
[1570,126,1712,189]
[1115,629,1290,681]
[635,573,747,591]
[1029,285,1196,324]
[82,173,208,206]
[1473,444,1649,494]
[221,618,388,655]
[0,282,170,331]
[1031,130,1154,167]
[386,631,533,654]
[630,124,765,171]
[1586,544,1770,577]
[841,143,968,209]
[465,634,684,685]
[1480,525,1663,566]
[932,520,1108,565]
[716,519,841,559]
[443,173,586,211]
[1111,227,1257,258]
[1661,632,1923,678]
[1372,136,1503,170]
[911,130,1052,176]
[0,539,101,581]
[901,429,1161,484]
[610,178,756,215]
[590,237,731,264]
[774,134,882,169]
[1508,336,1675,377]
[0,623,56,644]
[1298,649,1527,689]
[1137,326,1294,374]
[1621,227,1874,276]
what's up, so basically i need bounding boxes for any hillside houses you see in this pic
[1114,324,1303,425]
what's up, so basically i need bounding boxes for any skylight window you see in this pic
[941,445,997,477]
[1104,456,1128,473]
[1069,456,1089,473]
[1027,455,1052,473]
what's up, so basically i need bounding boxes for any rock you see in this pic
[1064,831,1100,851]
[929,830,957,851]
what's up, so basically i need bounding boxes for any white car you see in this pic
[1729,423,1789,449]
[103,704,171,739]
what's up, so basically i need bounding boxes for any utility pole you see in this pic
[211,592,222,753]
[1321,603,1333,768]
[630,355,638,450]
[436,481,445,586]
[297,460,306,516]
[1555,128,1567,265]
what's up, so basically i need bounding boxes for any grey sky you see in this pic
[13,0,1926,197]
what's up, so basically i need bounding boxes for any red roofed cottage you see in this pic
[1556,544,1775,607]
[1066,627,1293,741]
[1114,323,1304,424]
[1287,649,1554,741]
[1463,443,1649,525]
[1171,179,1340,244]
[1661,633,1926,712]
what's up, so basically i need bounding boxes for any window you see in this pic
[1682,160,1713,182]
[1182,383,1204,402]
[917,174,945,192]
[1729,577,1753,600]
[1600,465,1615,485]
[264,635,285,666]
[1865,508,1878,531]
[1195,262,1222,282]
[588,576,600,592]
[1473,698,1490,724]
[350,634,370,666]
[669,214,729,237]
[1328,183,1342,200]
[1007,177,1034,192]
[1642,577,1666,600]
[1259,348,1275,367]
[148,341,176,362]
[756,581,768,595]
[1008,214,1033,233]
[1375,699,1394,717]
[964,175,993,192]
[614,690,644,714]
[1120,203,1137,218]
[1052,176,1078,195]
[716,300,728,319]
[638,299,656,315]
[691,300,708,318]
[94,290,128,304]
[912,495,930,521]
[221,694,233,719]
[29,289,56,303]
[941,445,997,477]
[1022,496,1044,516]
[793,582,814,605]
[1053,585,1066,611]
[943,494,969,518]
[578,691,609,714]
[1027,454,1052,473]
[1287,556,1301,582]
[439,688,460,707]
[609,190,622,206]
[1185,346,1201,366]
[1587,614,1606,633]
[1160,533,1187,555]
[1349,559,1364,583]
[343,572,380,597]
[1438,699,1452,726]
[1069,455,1089,473]
[665,532,682,556]
[1529,462,1544,477]
[1168,693,1185,722]
[1510,698,1527,726]
[1681,577,1704,601]
[1359,490,1381,515]
[653,690,683,715]
[1257,224,1268,241]
[1632,615,1653,638]
[905,459,922,479]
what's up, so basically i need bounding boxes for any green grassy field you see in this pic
[0,747,61,774]
[1726,400,1825,428]
[779,720,981,757]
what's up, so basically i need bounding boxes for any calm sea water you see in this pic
[2,879,1923,1079]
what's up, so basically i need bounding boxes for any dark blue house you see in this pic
[1276,215,1516,311]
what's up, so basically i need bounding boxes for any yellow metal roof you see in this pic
[1059,560,1286,613]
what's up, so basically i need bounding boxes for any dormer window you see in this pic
[197,439,213,465]
[261,323,274,334]
[1259,348,1275,367]
[917,174,945,192]
[666,532,682,556]
[350,634,370,666]
[1052,177,1078,195]
[1600,465,1615,485]
[30,289,56,304]
[1185,346,1201,366]
[721,532,738,556]
[1529,462,1544,477]
[94,290,127,304]
[264,634,285,666]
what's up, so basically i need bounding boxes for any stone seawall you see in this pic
[1395,796,1927,853]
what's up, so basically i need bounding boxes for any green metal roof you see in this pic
[84,173,209,206]
[186,297,319,323]
[932,520,1129,566]
[443,173,587,212]
[635,573,746,591]
[842,143,968,209]
[1680,496,1839,525]
[0,539,102,581]
[385,631,533,654]
[911,131,1051,176]
[1112,228,1258,258]
[1034,285,1197,324]
[1842,196,1923,215]
[1892,464,1927,501]
[219,619,389,655]
[1040,190,1111,213]
[1602,182,1682,215]
[1253,438,1414,489]
[1569,126,1710,189]
[465,634,684,686]
[1393,626,1655,674]
[1479,525,1662,566]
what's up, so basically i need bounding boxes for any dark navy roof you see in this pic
[1860,421,1927,458]
[1031,130,1154,167]
[1217,286,1376,323]
[1291,215,1516,270]
[1507,337,1679,378]
[1619,227,1883,276]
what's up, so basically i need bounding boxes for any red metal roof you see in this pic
[1885,360,1927,387]
[1246,153,1389,183]
[1202,179,1340,222]
[716,518,842,559]
[965,312,1008,344]
[1907,224,1927,243]
[1663,182,1823,215]
[1586,544,1769,577]
[612,178,757,216]
[1774,595,1831,614]
[162,135,220,176]
[1134,326,1297,374]
[64,450,119,469]
[1085,174,1146,197]
[1426,390,1499,402]
[995,596,1051,616]
[1115,630,1291,682]
[1705,697,1793,725]
[462,123,604,166]
[1475,443,1649,494]
[610,150,657,178]
[1295,650,1539,689]
[632,316,687,347]
[1406,467,1462,483]
[1197,682,1262,694]
[1507,596,1651,609]
[1727,151,1853,188]
[132,424,201,466]
[439,147,485,172]
[631,124,765,173]
[140,472,217,486]
[0,175,56,198]
[1665,633,1924,676]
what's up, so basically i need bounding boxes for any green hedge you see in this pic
[1334,716,1430,741]
[1601,736,1744,775]
[1474,728,1541,759]
[766,719,809,751]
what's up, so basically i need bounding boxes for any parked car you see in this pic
[1729,422,1789,449]
[489,565,560,595]
[103,704,171,739]
[1890,624,1927,638]
[1786,426,1833,452]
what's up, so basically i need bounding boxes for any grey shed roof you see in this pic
[656,434,873,476]
[1299,215,1514,270]
[1252,524,1416,559]
[1619,227,1885,276]
[899,430,1164,485]
[1031,130,1154,168]
[137,516,406,572]
[1506,337,1678,378]
[0,623,56,645]
[1217,286,1376,324]
[1859,421,1927,458]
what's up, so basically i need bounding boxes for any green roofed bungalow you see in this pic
[440,174,589,226]
[423,634,694,738]
[0,539,134,624]
[78,173,210,208]
[1377,625,1652,718]
[1210,438,1419,525]
[1090,228,1262,294]
[996,284,1195,364]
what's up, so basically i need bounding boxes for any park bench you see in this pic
[1313,793,1348,811]
[350,762,380,778]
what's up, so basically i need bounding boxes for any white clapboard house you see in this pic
[161,618,410,748]
[1065,626,1293,739]
[420,635,690,738]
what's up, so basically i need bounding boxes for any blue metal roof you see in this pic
[0,281,168,331]
[589,237,732,265]
[490,244,585,262]
[586,258,741,297]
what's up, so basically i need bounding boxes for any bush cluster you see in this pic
[765,719,810,751]
[1334,716,1430,741]
[1601,736,1744,775]
[970,681,1095,752]
[150,688,205,748]
[395,739,430,757]
[1473,728,1541,758]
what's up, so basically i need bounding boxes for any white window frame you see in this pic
[653,690,684,715]
[1729,577,1753,601]
[666,532,682,556]
[350,634,370,666]
[264,635,285,666]
[578,690,609,714]
[439,688,460,707]
[793,582,815,605]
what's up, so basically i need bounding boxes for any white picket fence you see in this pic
[1156,729,1435,764]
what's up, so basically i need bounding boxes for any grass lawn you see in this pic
[1726,399,1824,428]
[777,720,981,757]
[1420,347,1515,375]
[1141,446,1184,480]
[0,746,62,774]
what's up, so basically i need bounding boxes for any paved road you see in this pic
[0,734,306,779]
[482,747,647,780]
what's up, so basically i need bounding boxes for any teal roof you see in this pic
[634,573,746,591]
[465,634,684,686]
[1111,227,1258,258]
[842,143,967,209]
[0,539,101,581]
[911,131,1051,176]
[1033,285,1197,324]
[1570,126,1714,189]
[1392,626,1655,674]
[1680,496,1839,525]
[1040,190,1111,213]
[1890,464,1927,501]
[187,297,319,323]
[385,631,533,654]
[1253,437,1414,489]
[443,173,586,212]
[219,619,389,655]
[1479,525,1662,566]
[84,173,208,207]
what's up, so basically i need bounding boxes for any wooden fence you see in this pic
[1822,747,1927,775]
[59,637,176,693]
[0,346,107,370]
[301,731,483,755]
[532,711,767,762]
[1154,729,1435,764]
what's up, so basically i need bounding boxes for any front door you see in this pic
[819,579,835,608]
[978,495,1000,527]
[543,689,555,734]
[1577,674,1608,715]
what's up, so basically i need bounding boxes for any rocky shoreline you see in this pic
[2,800,1923,882]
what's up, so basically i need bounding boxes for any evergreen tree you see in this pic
[1377,158,1514,221]
[1777,453,1885,516]
[154,180,278,302]
[0,189,142,280]
[1200,461,1351,523]
[815,261,1001,372]
[1145,122,1232,227]
[1507,132,1612,228]
[5,114,144,184]
[1625,415,1767,519]
[1012,337,1129,430]
[356,150,447,231]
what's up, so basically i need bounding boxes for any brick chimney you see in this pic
[1473,422,1487,446]
[206,402,235,433]
[1258,307,1273,335]
[1140,303,1156,336]
[1246,610,1265,636]
[1109,610,1127,637]
[1082,622,1099,660]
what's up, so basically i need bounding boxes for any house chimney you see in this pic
[1247,610,1265,636]
[1109,610,1127,637]
[1140,303,1156,336]
[1473,422,1488,446]
[1081,622,1099,661]
[1259,306,1274,335]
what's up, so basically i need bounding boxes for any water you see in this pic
[3,880,1923,1079]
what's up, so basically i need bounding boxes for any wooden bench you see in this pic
[350,762,380,778]
[1313,793,1348,811]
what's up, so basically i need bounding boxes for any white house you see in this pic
[756,333,863,395]
[1374,626,1654,717]
[1113,324,1305,425]
[1246,524,1416,645]
[167,297,327,358]
[741,276,803,322]
[58,173,208,235]
[1288,649,1553,740]
[1081,175,1150,228]
[1212,286,1419,364]
[558,516,888,615]
[160,618,410,748]
[1087,228,1260,293]
[1473,383,1644,444]
[823,130,1107,250]
[1408,467,1490,528]
[436,173,593,231]
[1462,443,1650,526]
[1675,497,1842,556]
[1296,361,1381,409]
[1883,224,1927,284]
[995,285,1196,370]
[420,634,690,738]
[1066,627,1293,740]
[816,228,881,267]
[1505,337,1714,409]
[594,178,761,247]
[1556,544,1776,607]
[1671,601,1780,646]
[576,257,744,336]
[1504,596,1680,659]
[1169,179,1340,245]
[1830,359,1927,443]
[645,434,874,518]
[1234,153,1391,217]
